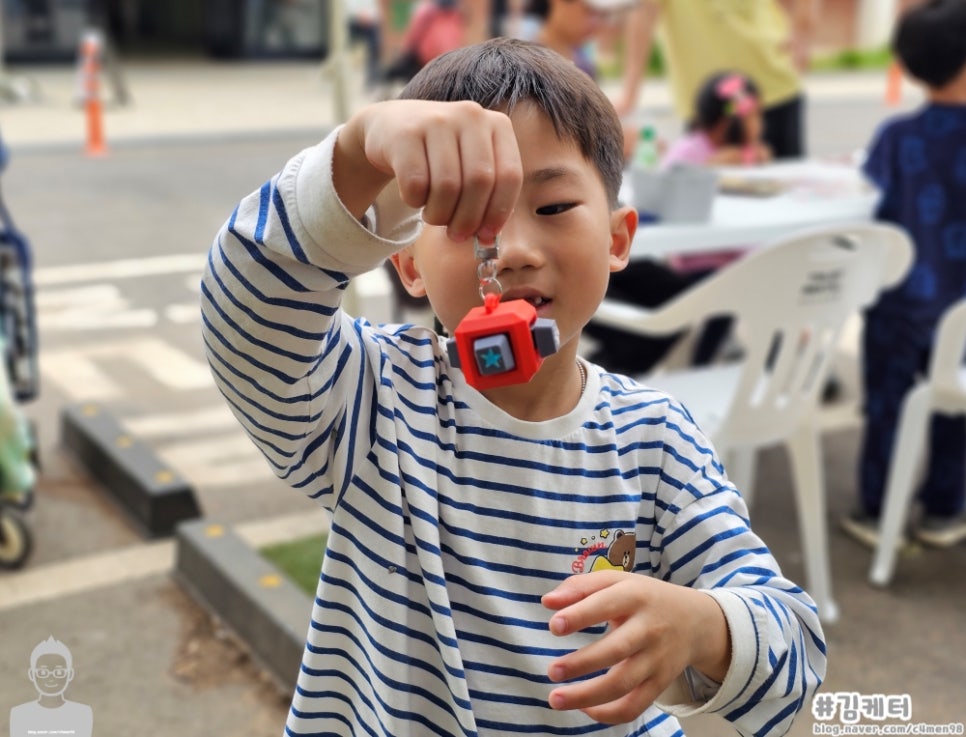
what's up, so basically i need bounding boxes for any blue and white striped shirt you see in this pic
[201,130,825,737]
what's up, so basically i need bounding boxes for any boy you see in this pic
[202,38,825,736]
[844,0,966,549]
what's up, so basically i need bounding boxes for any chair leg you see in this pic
[786,421,839,623]
[869,386,932,587]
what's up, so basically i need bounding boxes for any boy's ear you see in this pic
[389,247,428,298]
[608,205,637,273]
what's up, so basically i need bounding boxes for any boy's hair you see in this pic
[30,636,73,670]
[893,0,966,90]
[399,38,625,207]
[690,71,762,146]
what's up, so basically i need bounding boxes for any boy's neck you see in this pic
[927,67,966,105]
[928,86,966,104]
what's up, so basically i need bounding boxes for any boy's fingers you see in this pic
[549,654,654,710]
[478,122,523,242]
[420,132,464,235]
[390,135,432,211]
[548,616,649,683]
[442,110,521,243]
[543,571,626,615]
[443,125,499,242]
[374,102,521,243]
[552,674,665,724]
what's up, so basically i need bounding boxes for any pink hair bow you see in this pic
[716,73,757,117]
[716,74,745,98]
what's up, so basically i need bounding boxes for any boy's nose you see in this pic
[491,225,544,272]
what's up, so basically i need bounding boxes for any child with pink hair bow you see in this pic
[662,71,772,168]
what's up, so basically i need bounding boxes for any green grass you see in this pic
[811,46,893,72]
[261,534,328,595]
[595,42,892,81]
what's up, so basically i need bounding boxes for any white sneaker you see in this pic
[840,510,881,550]
[914,512,966,548]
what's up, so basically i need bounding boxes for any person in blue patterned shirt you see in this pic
[843,0,966,550]
[201,37,824,737]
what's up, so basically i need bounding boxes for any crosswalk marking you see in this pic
[34,253,205,287]
[164,302,202,324]
[31,254,288,490]
[41,337,213,401]
[37,283,158,331]
[156,433,277,488]
[124,405,239,438]
[41,347,123,400]
[123,407,279,488]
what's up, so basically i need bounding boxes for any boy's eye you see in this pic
[536,202,576,216]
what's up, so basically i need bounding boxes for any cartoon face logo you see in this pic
[602,530,636,572]
[29,653,74,698]
[10,636,93,737]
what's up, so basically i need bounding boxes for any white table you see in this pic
[627,160,879,259]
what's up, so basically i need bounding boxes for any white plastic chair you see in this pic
[593,222,914,622]
[869,297,966,586]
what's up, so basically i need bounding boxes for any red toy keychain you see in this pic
[445,236,559,390]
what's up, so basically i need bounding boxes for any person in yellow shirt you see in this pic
[615,0,817,158]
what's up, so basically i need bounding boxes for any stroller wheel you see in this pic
[0,508,32,569]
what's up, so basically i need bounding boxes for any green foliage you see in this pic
[810,46,893,72]
[596,40,892,81]
[261,533,328,595]
[596,39,665,81]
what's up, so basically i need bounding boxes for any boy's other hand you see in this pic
[542,571,731,724]
[334,100,523,244]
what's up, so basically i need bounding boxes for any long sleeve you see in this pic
[200,127,420,506]
[651,438,827,736]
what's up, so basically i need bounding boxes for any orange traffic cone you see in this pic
[79,30,107,156]
[885,60,903,107]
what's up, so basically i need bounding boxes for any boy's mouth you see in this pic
[502,290,552,312]
[522,296,550,308]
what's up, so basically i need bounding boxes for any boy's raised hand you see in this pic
[542,571,732,724]
[334,99,523,244]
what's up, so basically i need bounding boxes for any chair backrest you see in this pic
[927,297,966,403]
[669,222,913,445]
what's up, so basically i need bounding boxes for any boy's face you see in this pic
[393,103,635,352]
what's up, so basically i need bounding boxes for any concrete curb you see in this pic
[60,402,202,537]
[173,518,311,692]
